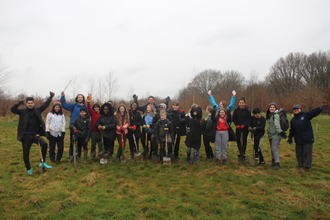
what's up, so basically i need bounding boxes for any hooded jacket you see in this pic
[96,103,117,140]
[233,105,251,128]
[70,115,92,141]
[11,97,52,141]
[185,107,204,149]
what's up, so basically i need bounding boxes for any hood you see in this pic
[190,107,202,119]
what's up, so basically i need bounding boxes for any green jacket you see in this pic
[267,112,283,139]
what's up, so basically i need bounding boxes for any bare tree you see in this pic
[70,75,81,102]
[0,57,9,88]
[104,70,118,102]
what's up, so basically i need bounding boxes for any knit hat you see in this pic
[293,104,302,110]
[159,103,167,110]
[268,102,278,109]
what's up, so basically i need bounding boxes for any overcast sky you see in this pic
[1,0,329,101]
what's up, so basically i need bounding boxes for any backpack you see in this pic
[274,109,289,131]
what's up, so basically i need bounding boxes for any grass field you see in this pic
[0,114,330,220]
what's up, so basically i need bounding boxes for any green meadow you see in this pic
[0,114,330,220]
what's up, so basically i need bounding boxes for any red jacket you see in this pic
[87,102,101,132]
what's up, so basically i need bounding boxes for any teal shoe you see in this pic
[39,162,53,169]
[43,163,53,169]
[27,169,33,175]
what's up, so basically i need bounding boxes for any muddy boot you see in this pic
[269,159,276,167]
[141,146,148,155]
[193,151,199,165]
[84,150,88,163]
[222,159,227,165]
[185,148,191,163]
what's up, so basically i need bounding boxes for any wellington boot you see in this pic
[273,163,281,170]
[42,163,53,169]
[27,169,33,175]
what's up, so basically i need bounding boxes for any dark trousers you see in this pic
[203,135,214,159]
[48,134,64,162]
[296,143,313,168]
[173,130,181,159]
[141,130,154,155]
[22,134,48,170]
[159,141,171,160]
[103,138,114,155]
[253,132,264,162]
[128,136,140,153]
[116,133,127,159]
[236,128,249,156]
[72,136,88,157]
[69,128,74,157]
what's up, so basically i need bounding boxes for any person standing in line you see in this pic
[167,101,186,160]
[288,104,329,171]
[248,108,266,166]
[11,92,54,175]
[232,97,251,162]
[97,103,117,159]
[60,92,88,162]
[127,102,143,158]
[86,94,102,160]
[46,102,66,163]
[115,104,130,161]
[203,106,215,160]
[266,102,286,170]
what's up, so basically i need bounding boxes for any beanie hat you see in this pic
[159,103,167,110]
[268,102,278,109]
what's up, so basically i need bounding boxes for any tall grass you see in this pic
[0,114,330,219]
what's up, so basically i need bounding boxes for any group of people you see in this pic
[11,90,328,175]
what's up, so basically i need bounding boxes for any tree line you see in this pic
[1,50,329,117]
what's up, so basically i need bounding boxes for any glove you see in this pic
[18,99,24,105]
[165,96,171,103]
[87,94,92,101]
[208,90,212,96]
[232,90,236,96]
[320,104,329,111]
[50,91,55,98]
[61,91,65,96]
[280,131,287,139]
[120,127,125,132]
[133,94,138,101]
[241,125,245,129]
[287,138,293,144]
[248,127,256,132]
[129,125,137,130]
[85,140,89,143]
[74,129,78,133]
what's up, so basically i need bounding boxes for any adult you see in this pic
[288,104,329,171]
[60,91,88,161]
[232,97,251,162]
[133,94,160,113]
[11,92,54,175]
[266,102,286,170]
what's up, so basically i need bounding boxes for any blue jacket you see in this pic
[289,107,322,144]
[60,95,88,123]
[208,94,236,113]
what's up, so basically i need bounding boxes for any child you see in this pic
[86,94,102,160]
[70,108,92,163]
[212,108,232,165]
[185,106,205,164]
[248,108,266,165]
[97,103,117,161]
[154,110,174,161]
[46,102,66,163]
[203,106,215,159]
[115,104,130,161]
[127,102,143,158]
[10,92,54,175]
[167,101,186,160]
[141,104,159,158]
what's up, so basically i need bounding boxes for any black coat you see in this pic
[128,109,143,138]
[289,107,322,144]
[167,109,186,136]
[154,118,174,142]
[10,97,52,141]
[96,114,117,140]
[185,107,205,150]
[233,106,251,127]
[70,116,92,141]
